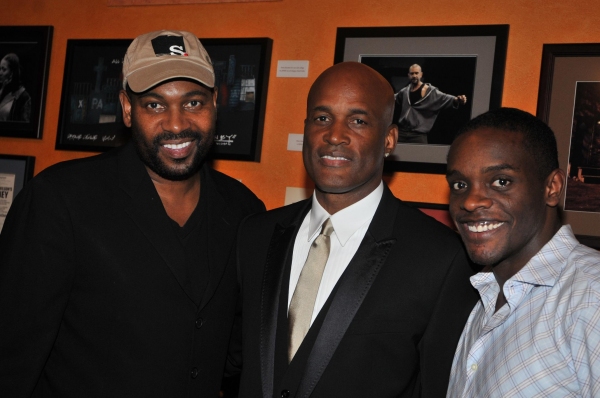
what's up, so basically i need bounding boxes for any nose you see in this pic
[461,185,493,212]
[163,108,190,134]
[323,120,349,146]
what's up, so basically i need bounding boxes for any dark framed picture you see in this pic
[202,37,272,162]
[334,25,509,174]
[0,26,53,139]
[536,43,600,249]
[0,154,35,233]
[56,39,132,152]
[56,37,272,161]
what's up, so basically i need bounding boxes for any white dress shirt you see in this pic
[287,182,383,325]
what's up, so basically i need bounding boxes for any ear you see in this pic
[545,168,565,207]
[212,86,218,108]
[384,123,399,156]
[119,90,132,128]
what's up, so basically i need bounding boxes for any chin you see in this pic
[465,245,504,268]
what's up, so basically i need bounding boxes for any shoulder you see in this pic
[566,244,600,298]
[551,244,600,328]
[423,83,437,93]
[394,199,459,242]
[14,86,31,101]
[28,150,118,191]
[242,200,308,231]
[205,167,265,214]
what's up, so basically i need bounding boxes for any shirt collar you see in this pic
[307,181,384,246]
[511,224,579,287]
[471,225,579,292]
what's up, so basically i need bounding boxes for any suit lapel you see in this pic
[260,201,310,398]
[296,187,400,398]
[118,143,199,306]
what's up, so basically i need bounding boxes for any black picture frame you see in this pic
[55,37,272,162]
[0,154,35,233]
[56,39,133,152]
[202,37,272,162]
[536,43,600,249]
[334,25,509,174]
[0,26,53,139]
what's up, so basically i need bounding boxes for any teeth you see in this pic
[322,155,348,160]
[163,142,191,150]
[467,222,504,233]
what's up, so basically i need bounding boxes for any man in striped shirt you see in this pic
[445,107,600,397]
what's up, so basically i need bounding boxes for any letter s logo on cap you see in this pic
[169,45,188,56]
[151,36,188,57]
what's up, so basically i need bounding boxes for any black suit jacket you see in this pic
[237,186,478,398]
[0,143,264,397]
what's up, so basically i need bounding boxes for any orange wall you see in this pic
[2,0,600,210]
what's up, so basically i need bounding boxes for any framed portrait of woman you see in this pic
[0,26,53,139]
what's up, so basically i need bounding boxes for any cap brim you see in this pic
[125,58,215,92]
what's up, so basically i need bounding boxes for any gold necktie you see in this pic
[288,218,334,362]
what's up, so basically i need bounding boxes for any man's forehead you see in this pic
[139,79,212,95]
[449,129,528,170]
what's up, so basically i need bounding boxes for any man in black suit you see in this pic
[236,62,478,398]
[0,30,264,397]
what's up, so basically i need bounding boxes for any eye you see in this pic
[351,119,366,125]
[186,99,203,108]
[491,178,511,188]
[146,102,164,110]
[450,181,467,191]
[314,115,330,123]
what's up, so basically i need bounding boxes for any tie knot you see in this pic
[320,218,334,237]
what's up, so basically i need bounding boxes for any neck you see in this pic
[148,168,201,226]
[314,180,381,215]
[410,81,422,90]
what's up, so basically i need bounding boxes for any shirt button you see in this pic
[195,318,204,329]
[281,390,290,397]
[471,363,478,371]
[190,367,199,378]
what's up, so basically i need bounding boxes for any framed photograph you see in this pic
[56,37,272,161]
[536,43,600,249]
[0,154,35,233]
[0,26,53,139]
[334,25,509,174]
[56,39,132,152]
[203,37,272,162]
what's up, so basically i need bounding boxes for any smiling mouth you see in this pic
[163,141,192,150]
[466,221,505,233]
[321,155,349,161]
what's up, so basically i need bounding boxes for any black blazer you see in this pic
[237,185,478,398]
[0,143,264,397]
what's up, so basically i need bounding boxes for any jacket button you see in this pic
[281,390,290,398]
[195,318,204,329]
[190,367,199,379]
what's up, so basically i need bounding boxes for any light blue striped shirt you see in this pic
[448,225,600,397]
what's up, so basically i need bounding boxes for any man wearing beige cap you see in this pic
[0,30,264,397]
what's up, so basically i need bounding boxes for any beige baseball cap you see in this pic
[122,30,214,92]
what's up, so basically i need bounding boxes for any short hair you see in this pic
[456,107,559,180]
[0,53,23,99]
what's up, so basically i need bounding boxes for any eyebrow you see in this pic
[446,163,519,178]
